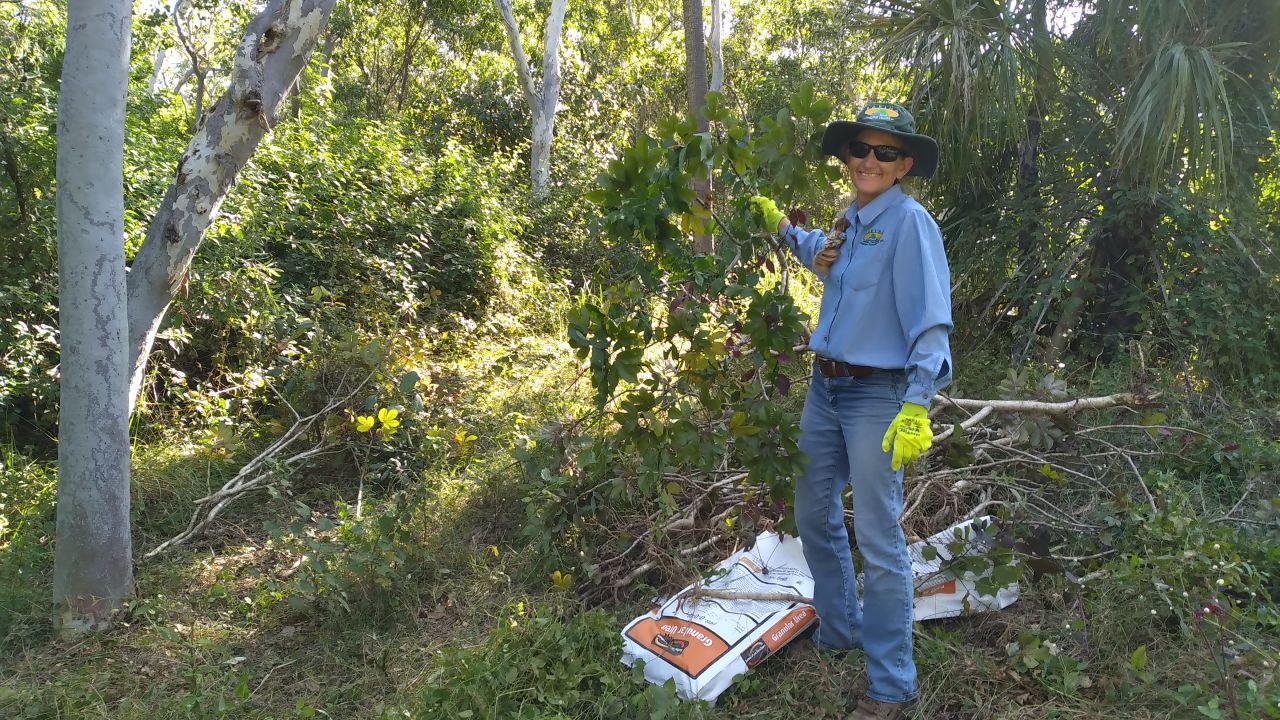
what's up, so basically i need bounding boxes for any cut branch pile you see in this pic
[145,374,371,559]
[901,392,1168,539]
[586,390,1180,596]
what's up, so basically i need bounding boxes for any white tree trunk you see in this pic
[531,111,554,197]
[149,46,168,94]
[126,0,338,411]
[708,0,724,93]
[54,0,134,636]
[494,0,567,201]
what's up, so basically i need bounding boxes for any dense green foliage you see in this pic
[2,0,1279,717]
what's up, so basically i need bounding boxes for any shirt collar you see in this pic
[851,184,906,226]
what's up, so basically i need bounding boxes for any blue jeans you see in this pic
[795,364,917,703]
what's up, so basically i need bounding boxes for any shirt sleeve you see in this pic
[891,209,954,406]
[780,223,829,275]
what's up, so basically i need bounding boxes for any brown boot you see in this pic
[844,694,912,720]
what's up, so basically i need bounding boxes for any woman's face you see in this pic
[845,128,914,203]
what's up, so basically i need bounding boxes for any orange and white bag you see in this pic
[910,516,1020,621]
[620,532,817,703]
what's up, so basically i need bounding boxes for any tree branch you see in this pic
[126,0,338,413]
[493,0,540,107]
[539,0,567,116]
[935,392,1157,414]
[680,589,813,604]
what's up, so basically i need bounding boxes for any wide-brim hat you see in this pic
[821,102,938,178]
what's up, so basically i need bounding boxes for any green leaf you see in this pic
[704,91,728,123]
[1141,411,1168,437]
[811,98,833,123]
[1197,701,1222,719]
[1129,644,1148,671]
[615,348,643,383]
[398,370,419,394]
[790,80,815,116]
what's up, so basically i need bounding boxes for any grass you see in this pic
[2,307,1278,720]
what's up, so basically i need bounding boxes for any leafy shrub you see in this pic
[262,496,421,617]
[128,112,540,436]
[412,606,709,720]
[243,119,517,318]
[1160,226,1280,392]
[0,445,56,653]
[1077,474,1280,717]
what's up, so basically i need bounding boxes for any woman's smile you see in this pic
[846,128,913,205]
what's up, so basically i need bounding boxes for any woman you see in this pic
[750,102,952,720]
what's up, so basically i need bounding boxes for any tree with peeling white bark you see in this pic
[52,0,335,635]
[126,0,338,411]
[54,0,134,636]
[493,0,567,202]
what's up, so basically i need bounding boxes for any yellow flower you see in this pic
[376,408,401,438]
[354,415,375,433]
[551,570,573,590]
[377,407,401,428]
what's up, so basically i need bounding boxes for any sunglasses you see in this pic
[848,141,910,162]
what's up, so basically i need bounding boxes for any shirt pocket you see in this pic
[846,242,892,290]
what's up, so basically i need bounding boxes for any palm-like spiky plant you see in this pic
[857,0,1036,191]
[1089,0,1280,193]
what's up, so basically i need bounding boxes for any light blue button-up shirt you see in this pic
[781,184,953,406]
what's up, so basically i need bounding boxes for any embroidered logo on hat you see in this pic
[861,229,884,245]
[864,106,900,120]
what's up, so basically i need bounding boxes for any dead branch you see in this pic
[932,404,993,444]
[679,588,813,604]
[145,374,372,559]
[1217,471,1265,523]
[935,392,1157,414]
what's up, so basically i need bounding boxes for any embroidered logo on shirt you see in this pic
[861,229,884,245]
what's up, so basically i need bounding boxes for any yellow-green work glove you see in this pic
[749,195,786,233]
[881,402,933,471]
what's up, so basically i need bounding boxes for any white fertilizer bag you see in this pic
[621,519,1019,703]
[620,531,817,703]
[910,516,1020,621]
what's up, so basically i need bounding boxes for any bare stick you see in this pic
[680,588,813,604]
[935,393,1156,414]
[248,659,297,701]
[678,535,724,558]
[1082,434,1157,513]
[1216,471,1263,523]
[932,404,994,444]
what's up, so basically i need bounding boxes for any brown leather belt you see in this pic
[815,356,879,378]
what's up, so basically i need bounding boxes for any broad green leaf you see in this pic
[1129,644,1147,671]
